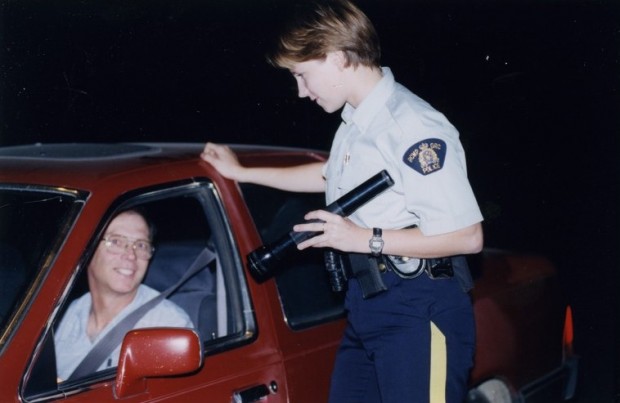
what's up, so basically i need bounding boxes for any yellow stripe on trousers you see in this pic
[430,321,447,403]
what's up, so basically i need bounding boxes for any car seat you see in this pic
[144,241,222,342]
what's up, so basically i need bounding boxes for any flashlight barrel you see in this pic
[326,168,395,217]
[248,169,394,283]
[288,169,394,245]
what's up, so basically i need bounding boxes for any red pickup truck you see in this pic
[0,143,577,402]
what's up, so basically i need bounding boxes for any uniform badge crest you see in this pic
[402,138,447,175]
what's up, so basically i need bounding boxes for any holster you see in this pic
[418,255,474,292]
[450,255,474,292]
[343,253,388,299]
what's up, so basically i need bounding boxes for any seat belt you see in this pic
[68,247,216,380]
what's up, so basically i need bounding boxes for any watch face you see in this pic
[369,228,384,255]
[370,237,384,254]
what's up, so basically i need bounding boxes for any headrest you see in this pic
[144,241,215,295]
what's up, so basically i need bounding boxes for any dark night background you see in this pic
[1,0,618,401]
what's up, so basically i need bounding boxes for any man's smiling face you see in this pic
[87,211,151,298]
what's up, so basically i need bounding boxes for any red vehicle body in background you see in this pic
[0,143,577,402]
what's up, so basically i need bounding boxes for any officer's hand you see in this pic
[200,142,244,180]
[293,210,368,253]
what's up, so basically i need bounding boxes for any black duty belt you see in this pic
[324,250,472,299]
[344,253,470,298]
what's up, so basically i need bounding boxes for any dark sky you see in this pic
[1,0,619,399]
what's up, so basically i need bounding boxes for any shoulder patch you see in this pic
[402,138,447,175]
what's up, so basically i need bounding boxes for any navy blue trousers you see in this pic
[328,271,475,403]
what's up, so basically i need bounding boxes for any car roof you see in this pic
[0,143,327,190]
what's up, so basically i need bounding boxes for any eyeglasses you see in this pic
[101,234,154,260]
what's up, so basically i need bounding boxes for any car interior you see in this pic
[240,183,346,330]
[23,180,348,400]
[144,240,222,342]
[22,184,250,400]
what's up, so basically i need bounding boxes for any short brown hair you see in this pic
[268,0,381,70]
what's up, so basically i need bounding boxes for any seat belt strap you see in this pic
[68,247,216,380]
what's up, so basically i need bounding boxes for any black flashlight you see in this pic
[247,169,394,283]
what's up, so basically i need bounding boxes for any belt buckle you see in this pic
[386,255,425,279]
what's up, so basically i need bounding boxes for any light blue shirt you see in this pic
[54,284,193,380]
[323,67,483,236]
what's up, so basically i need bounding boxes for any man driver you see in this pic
[54,209,193,381]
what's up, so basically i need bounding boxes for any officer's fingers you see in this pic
[304,209,340,222]
[296,233,324,250]
[292,223,310,233]
[203,142,220,155]
[201,143,219,159]
[293,220,325,233]
[303,210,320,221]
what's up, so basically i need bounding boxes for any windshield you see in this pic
[0,187,81,342]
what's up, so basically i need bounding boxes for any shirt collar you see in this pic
[341,67,395,133]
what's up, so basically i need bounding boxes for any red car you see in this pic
[0,143,577,402]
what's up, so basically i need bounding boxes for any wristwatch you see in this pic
[369,227,384,256]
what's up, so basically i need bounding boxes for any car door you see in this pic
[19,180,290,402]
[239,183,347,402]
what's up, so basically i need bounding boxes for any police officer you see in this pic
[201,1,483,401]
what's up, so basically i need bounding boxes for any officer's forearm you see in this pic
[380,223,483,258]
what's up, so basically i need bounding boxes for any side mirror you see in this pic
[114,328,202,398]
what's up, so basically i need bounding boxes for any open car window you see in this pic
[24,181,254,400]
[240,184,346,330]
